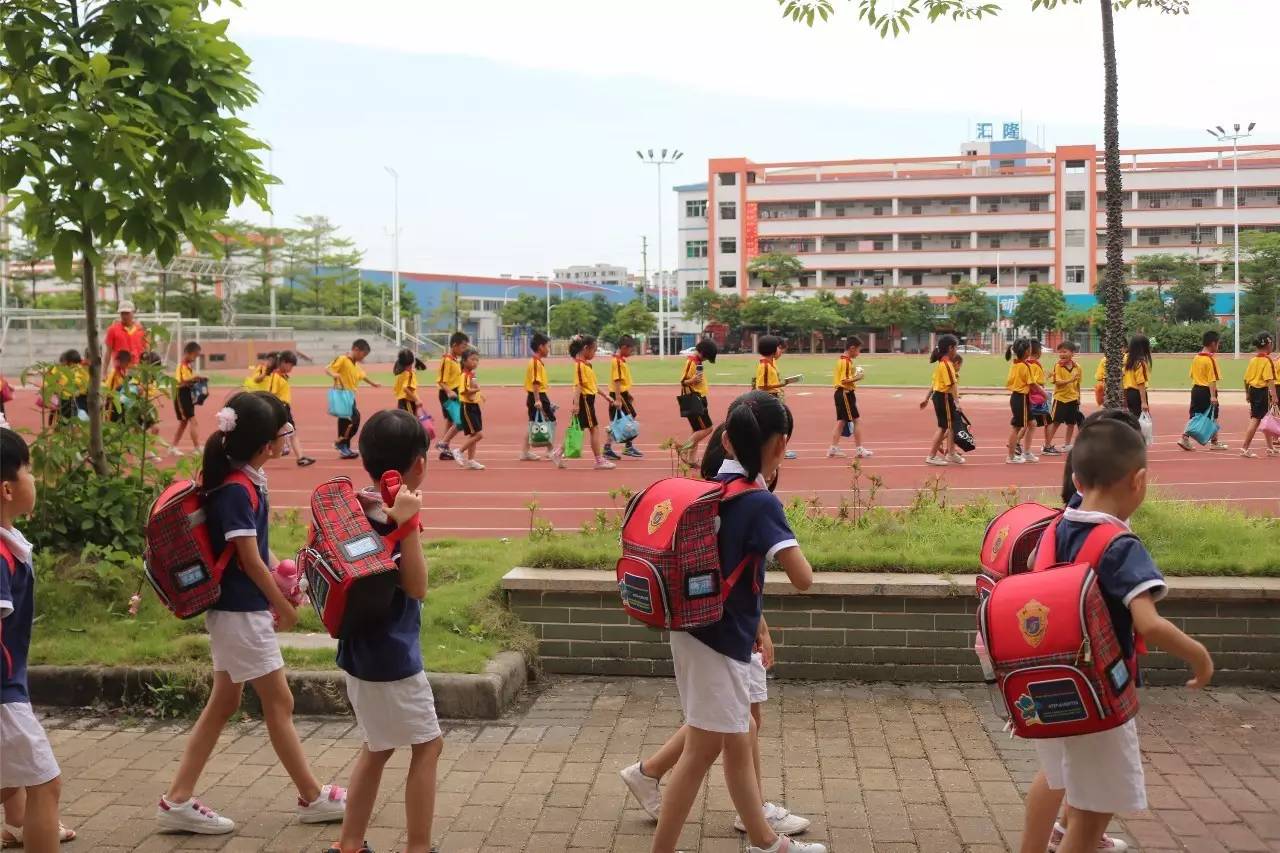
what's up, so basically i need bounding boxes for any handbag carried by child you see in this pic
[677,393,707,419]
[1261,406,1280,440]
[1138,412,1154,446]
[529,410,554,448]
[1184,410,1217,446]
[443,397,462,427]
[327,388,355,419]
[609,412,639,443]
[563,416,584,458]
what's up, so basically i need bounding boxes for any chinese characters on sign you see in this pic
[975,122,1022,141]
[743,202,760,261]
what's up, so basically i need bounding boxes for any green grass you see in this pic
[29,519,536,674]
[526,492,1280,577]
[206,353,1252,392]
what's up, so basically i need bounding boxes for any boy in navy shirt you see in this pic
[329,409,441,853]
[0,428,65,852]
[1021,418,1213,853]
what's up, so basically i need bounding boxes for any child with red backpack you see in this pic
[156,392,346,836]
[1017,418,1213,853]
[326,409,442,853]
[645,390,826,853]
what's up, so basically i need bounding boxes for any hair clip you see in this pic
[216,407,238,433]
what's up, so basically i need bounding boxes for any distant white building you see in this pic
[553,263,629,289]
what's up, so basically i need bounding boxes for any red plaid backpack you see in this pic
[144,473,258,619]
[976,502,1061,599]
[616,476,760,630]
[978,517,1139,739]
[296,477,414,638]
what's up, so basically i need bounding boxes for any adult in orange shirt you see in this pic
[102,300,147,373]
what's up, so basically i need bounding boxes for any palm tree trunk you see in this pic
[82,245,107,475]
[1099,0,1126,408]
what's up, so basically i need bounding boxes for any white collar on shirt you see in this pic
[0,525,34,564]
[1063,506,1131,531]
[716,459,769,489]
[233,462,268,488]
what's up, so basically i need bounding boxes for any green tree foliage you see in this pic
[603,300,656,344]
[710,294,744,337]
[501,293,549,329]
[904,292,938,336]
[1013,282,1067,338]
[865,289,912,330]
[741,294,782,332]
[774,0,1191,407]
[747,252,806,296]
[1124,289,1170,334]
[1134,253,1182,298]
[587,294,617,336]
[681,287,721,328]
[1,0,272,473]
[1240,231,1280,338]
[1169,264,1214,324]
[840,289,869,327]
[776,298,843,339]
[549,298,597,338]
[947,280,996,338]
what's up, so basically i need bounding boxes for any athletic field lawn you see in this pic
[209,353,1254,392]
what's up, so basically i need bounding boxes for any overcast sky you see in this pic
[222,0,1277,278]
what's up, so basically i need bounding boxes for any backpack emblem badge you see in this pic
[647,499,673,535]
[1014,693,1041,725]
[989,526,1009,562]
[1017,599,1049,647]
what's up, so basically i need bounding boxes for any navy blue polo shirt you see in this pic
[336,490,423,682]
[687,462,798,663]
[1053,507,1166,662]
[208,467,271,612]
[0,528,35,704]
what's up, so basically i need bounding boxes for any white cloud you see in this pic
[222,0,1276,130]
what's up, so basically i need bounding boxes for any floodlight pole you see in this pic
[1207,122,1256,358]
[637,148,684,358]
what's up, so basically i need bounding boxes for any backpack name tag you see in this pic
[685,572,717,599]
[1026,678,1088,725]
[621,573,654,615]
[340,533,382,562]
[174,563,210,591]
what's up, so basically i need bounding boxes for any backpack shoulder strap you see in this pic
[1031,516,1061,572]
[1074,521,1131,569]
[720,477,761,502]
[219,471,261,512]
[0,540,13,575]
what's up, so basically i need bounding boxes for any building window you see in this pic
[910,239,923,250]
[719,202,736,220]
[1030,200,1041,212]
[835,241,846,252]
[911,273,924,286]
[719,272,737,289]
[1065,229,1086,248]
[835,275,847,287]
[685,200,707,218]
[989,237,1001,249]
[1065,159,1086,174]
[950,237,965,250]
[873,206,884,216]
[834,207,845,217]
[873,273,886,286]
[1029,273,1040,283]
[797,207,810,218]
[718,172,736,186]
[686,280,707,291]
[1030,236,1043,248]
[873,241,886,251]
[686,240,708,259]
[1066,265,1085,284]
[950,273,963,285]
[1066,191,1085,211]
[911,204,923,215]
[1191,197,1203,208]
[720,238,737,254]
[798,275,810,288]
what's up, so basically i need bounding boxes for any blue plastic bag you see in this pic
[609,412,639,443]
[1184,410,1217,446]
[327,388,355,419]
[443,397,462,426]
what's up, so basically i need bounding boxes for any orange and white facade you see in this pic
[676,142,1280,315]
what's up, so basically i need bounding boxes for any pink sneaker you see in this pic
[1048,821,1128,851]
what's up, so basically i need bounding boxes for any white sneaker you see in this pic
[1023,452,1040,463]
[594,459,617,470]
[1209,441,1230,451]
[826,446,846,458]
[619,762,661,820]
[854,447,873,458]
[947,452,965,464]
[925,455,949,466]
[734,802,811,836]
[747,837,827,853]
[452,448,465,467]
[1006,455,1025,464]
[465,459,485,470]
[1177,436,1195,452]
[551,448,566,469]
[1048,820,1129,851]
[155,796,235,835]
[518,451,544,461]
[297,784,346,824]
[167,446,185,457]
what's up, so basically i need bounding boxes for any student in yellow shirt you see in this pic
[170,342,205,456]
[519,333,553,462]
[244,351,276,392]
[828,336,871,460]
[1178,330,1229,452]
[1094,354,1108,407]
[1027,339,1050,437]
[552,335,614,470]
[1004,338,1036,464]
[435,332,469,460]
[678,339,718,465]
[754,336,798,460]
[1122,335,1152,418]
[49,348,89,425]
[1240,332,1278,458]
[270,350,314,467]
[450,348,487,470]
[922,334,960,465]
[1042,341,1084,456]
[105,350,132,424]
[326,338,379,459]
[392,348,426,414]
[604,336,641,461]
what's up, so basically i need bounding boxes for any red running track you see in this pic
[5,385,1279,536]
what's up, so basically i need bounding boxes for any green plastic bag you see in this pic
[563,416,584,459]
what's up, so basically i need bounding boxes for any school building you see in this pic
[675,140,1280,320]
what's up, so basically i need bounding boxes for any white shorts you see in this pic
[748,652,768,705]
[345,671,442,753]
[670,632,752,734]
[205,609,284,684]
[0,703,60,788]
[1034,718,1146,814]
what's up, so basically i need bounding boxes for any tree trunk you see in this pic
[82,249,107,475]
[1099,0,1126,408]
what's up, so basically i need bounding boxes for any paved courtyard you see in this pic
[38,678,1280,852]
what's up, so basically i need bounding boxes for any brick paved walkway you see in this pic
[36,679,1280,852]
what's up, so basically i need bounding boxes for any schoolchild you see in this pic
[270,350,315,466]
[604,335,642,461]
[552,335,615,470]
[434,332,469,460]
[677,340,718,466]
[519,333,554,462]
[327,409,442,853]
[1121,336,1152,420]
[157,392,346,835]
[649,391,826,853]
[1178,330,1229,452]
[450,348,486,470]
[1043,341,1085,456]
[828,335,871,459]
[922,334,961,465]
[171,341,206,457]
[1005,338,1037,464]
[393,348,425,416]
[1020,418,1213,853]
[1240,332,1278,458]
[327,339,380,460]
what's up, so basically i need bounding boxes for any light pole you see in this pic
[1207,122,1256,358]
[636,148,684,358]
[384,166,401,346]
